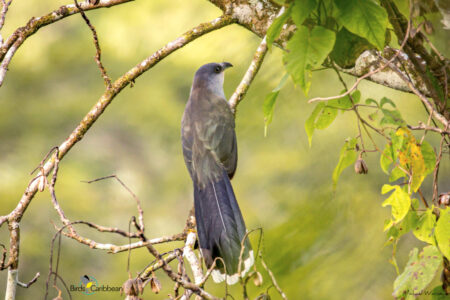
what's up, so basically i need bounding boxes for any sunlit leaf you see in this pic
[380,97,396,108]
[315,106,338,129]
[329,89,361,110]
[393,246,442,298]
[409,142,426,192]
[305,102,324,147]
[292,0,317,27]
[332,138,357,188]
[263,74,289,136]
[284,26,336,94]
[380,143,394,174]
[420,141,436,175]
[266,5,293,50]
[380,108,405,126]
[365,98,379,107]
[435,207,450,259]
[413,208,436,244]
[335,0,388,50]
[389,166,406,182]
[382,184,411,223]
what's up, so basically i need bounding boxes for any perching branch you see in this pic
[228,6,287,112]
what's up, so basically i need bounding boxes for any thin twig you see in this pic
[0,0,12,42]
[17,272,40,288]
[408,123,450,135]
[260,257,287,300]
[73,0,112,88]
[433,125,448,205]
[83,175,145,232]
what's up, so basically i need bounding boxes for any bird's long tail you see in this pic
[193,169,253,285]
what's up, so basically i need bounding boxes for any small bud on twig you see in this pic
[252,271,263,287]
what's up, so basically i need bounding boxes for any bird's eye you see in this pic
[214,66,222,73]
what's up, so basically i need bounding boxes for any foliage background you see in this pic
[0,0,448,299]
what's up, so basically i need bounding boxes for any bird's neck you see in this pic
[191,79,226,101]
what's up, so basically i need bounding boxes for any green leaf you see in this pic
[305,103,324,147]
[413,208,436,244]
[365,98,379,107]
[332,138,357,188]
[330,89,361,110]
[292,0,316,26]
[393,246,442,298]
[382,184,411,223]
[435,207,450,259]
[421,141,436,175]
[335,0,388,50]
[399,210,419,237]
[380,108,405,126]
[380,97,396,108]
[380,143,394,174]
[263,74,289,136]
[330,27,373,68]
[266,5,292,50]
[315,106,338,129]
[387,210,419,241]
[263,91,280,137]
[284,26,336,94]
[389,166,406,182]
[431,285,448,300]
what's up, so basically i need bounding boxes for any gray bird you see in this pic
[181,62,253,284]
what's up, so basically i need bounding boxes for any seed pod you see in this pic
[121,279,138,296]
[150,276,161,294]
[424,21,434,35]
[354,155,368,174]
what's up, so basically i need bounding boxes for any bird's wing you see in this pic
[193,94,237,179]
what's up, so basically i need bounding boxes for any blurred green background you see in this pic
[0,1,449,299]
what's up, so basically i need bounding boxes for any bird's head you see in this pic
[192,62,233,96]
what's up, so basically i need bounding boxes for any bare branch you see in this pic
[408,123,450,135]
[381,55,449,129]
[82,175,145,232]
[17,272,40,288]
[183,231,203,285]
[0,0,12,43]
[260,257,287,300]
[73,0,112,88]
[433,126,449,205]
[228,7,287,112]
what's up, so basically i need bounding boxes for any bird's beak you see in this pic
[221,62,233,70]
